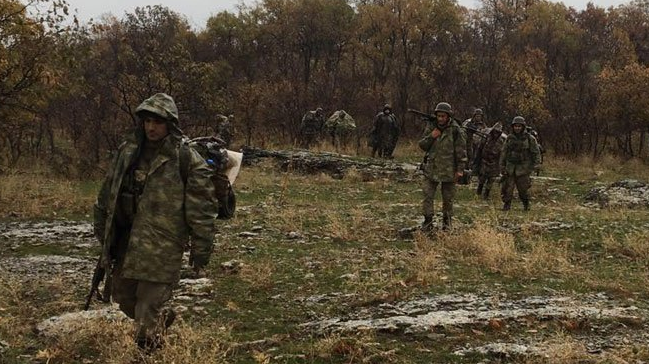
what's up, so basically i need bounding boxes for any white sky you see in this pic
[63,0,635,29]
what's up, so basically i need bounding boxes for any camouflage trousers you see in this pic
[422,177,455,218]
[500,174,531,203]
[112,270,173,343]
[477,174,498,199]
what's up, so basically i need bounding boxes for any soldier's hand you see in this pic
[454,171,463,183]
[431,128,442,139]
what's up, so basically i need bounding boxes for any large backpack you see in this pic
[180,137,236,219]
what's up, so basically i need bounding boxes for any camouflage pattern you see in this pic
[473,123,506,199]
[418,117,467,228]
[499,129,542,209]
[369,107,400,158]
[462,111,486,162]
[94,94,218,284]
[300,109,325,148]
[214,114,233,148]
[499,131,541,177]
[418,120,467,182]
[325,110,356,149]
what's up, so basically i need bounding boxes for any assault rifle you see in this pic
[84,257,111,310]
[407,109,488,138]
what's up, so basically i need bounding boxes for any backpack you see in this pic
[180,137,236,219]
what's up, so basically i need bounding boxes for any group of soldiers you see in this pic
[419,102,542,231]
[92,94,542,353]
[300,104,400,158]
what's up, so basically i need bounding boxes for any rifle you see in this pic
[84,257,111,310]
[407,109,487,138]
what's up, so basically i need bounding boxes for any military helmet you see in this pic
[135,93,179,123]
[434,102,453,116]
[383,103,392,111]
[511,116,525,126]
[473,108,484,116]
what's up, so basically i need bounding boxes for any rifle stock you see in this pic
[408,108,487,138]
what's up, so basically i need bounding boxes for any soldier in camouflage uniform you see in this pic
[499,116,542,211]
[418,102,467,231]
[299,108,325,149]
[93,93,218,351]
[462,108,486,161]
[214,114,233,148]
[369,104,400,159]
[472,122,505,200]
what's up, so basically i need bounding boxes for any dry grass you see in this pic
[524,332,591,363]
[602,231,649,262]
[0,167,95,218]
[544,153,649,182]
[239,258,275,290]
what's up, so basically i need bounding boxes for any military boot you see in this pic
[442,214,452,231]
[522,199,530,211]
[421,215,434,232]
[502,202,511,211]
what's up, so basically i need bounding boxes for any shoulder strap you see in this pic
[179,141,191,186]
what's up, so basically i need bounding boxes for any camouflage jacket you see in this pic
[499,131,542,177]
[418,120,467,182]
[474,134,505,177]
[94,132,217,284]
[300,111,324,135]
[369,112,399,147]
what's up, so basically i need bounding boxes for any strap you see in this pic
[179,141,191,186]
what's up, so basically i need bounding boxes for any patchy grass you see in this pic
[2,150,649,363]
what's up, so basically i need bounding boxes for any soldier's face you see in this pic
[436,112,449,125]
[474,114,482,122]
[144,117,169,141]
[513,124,524,133]
[384,108,391,114]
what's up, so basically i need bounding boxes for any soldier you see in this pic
[418,102,467,231]
[462,108,486,161]
[369,104,400,158]
[473,122,505,200]
[299,107,325,149]
[499,116,542,211]
[325,110,356,150]
[93,93,218,351]
[214,114,233,148]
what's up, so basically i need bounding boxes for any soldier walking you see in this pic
[299,107,325,149]
[499,116,542,211]
[93,93,218,351]
[462,108,486,161]
[473,122,506,200]
[419,102,467,231]
[369,104,400,158]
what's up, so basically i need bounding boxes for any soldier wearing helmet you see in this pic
[462,108,487,162]
[418,102,467,232]
[369,103,400,158]
[94,93,218,351]
[300,107,325,149]
[472,122,506,200]
[499,116,542,211]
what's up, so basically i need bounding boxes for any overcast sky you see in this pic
[63,0,635,29]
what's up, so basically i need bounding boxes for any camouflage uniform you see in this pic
[499,117,542,211]
[94,93,217,349]
[462,109,486,162]
[369,104,400,158]
[299,108,324,149]
[473,122,505,200]
[325,110,356,150]
[418,103,467,230]
[214,114,233,148]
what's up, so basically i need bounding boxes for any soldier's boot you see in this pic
[421,215,434,232]
[442,214,452,231]
[476,183,483,196]
[162,308,176,330]
[502,201,511,211]
[522,199,530,211]
[482,188,491,200]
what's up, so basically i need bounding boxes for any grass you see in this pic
[1,150,649,362]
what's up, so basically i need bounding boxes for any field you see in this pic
[1,145,649,363]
